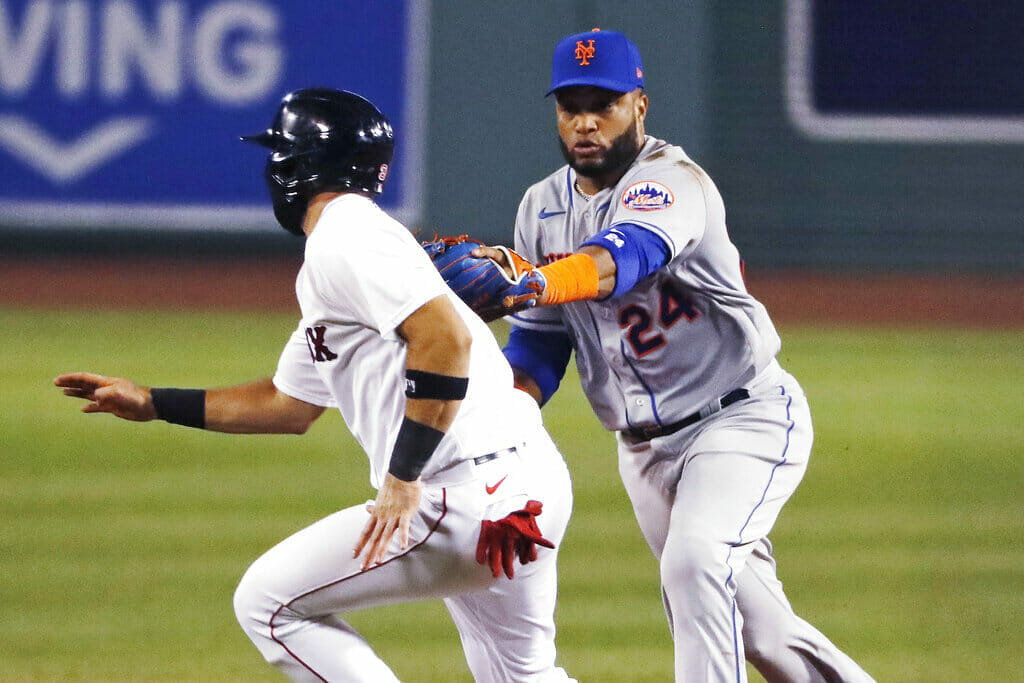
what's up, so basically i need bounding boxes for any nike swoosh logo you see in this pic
[485,475,508,495]
[538,207,566,219]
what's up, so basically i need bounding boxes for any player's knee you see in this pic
[660,534,727,597]
[741,610,814,679]
[742,624,785,672]
[233,561,278,638]
[232,568,261,633]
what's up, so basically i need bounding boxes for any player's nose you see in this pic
[572,112,600,133]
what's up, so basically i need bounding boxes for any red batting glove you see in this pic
[475,500,555,579]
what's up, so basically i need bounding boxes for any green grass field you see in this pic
[2,307,1021,681]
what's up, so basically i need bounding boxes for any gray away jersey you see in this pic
[510,136,781,432]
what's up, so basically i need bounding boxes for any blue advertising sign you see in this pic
[0,0,428,230]
[785,0,1024,142]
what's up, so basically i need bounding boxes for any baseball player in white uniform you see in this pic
[55,89,575,682]
[429,30,875,682]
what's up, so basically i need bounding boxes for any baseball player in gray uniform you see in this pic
[55,88,575,683]
[429,30,875,682]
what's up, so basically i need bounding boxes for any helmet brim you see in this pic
[240,130,276,148]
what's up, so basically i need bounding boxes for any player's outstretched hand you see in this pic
[54,372,157,422]
[354,473,423,570]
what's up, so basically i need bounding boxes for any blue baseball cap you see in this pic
[547,28,644,96]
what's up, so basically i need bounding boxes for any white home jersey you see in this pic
[510,136,781,432]
[273,194,543,488]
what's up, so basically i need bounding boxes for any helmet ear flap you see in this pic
[264,150,309,236]
[272,196,308,236]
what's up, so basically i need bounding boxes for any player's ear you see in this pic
[634,91,649,122]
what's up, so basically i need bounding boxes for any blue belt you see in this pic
[623,389,750,441]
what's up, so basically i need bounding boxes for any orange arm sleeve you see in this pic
[535,253,601,305]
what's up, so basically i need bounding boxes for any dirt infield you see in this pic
[2,254,1022,327]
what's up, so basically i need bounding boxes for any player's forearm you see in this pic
[530,247,615,306]
[204,378,324,434]
[533,228,667,305]
[577,245,617,298]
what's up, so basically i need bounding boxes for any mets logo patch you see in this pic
[621,181,674,211]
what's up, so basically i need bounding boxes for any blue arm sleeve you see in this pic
[502,326,573,406]
[580,222,671,298]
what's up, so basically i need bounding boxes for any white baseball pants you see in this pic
[233,428,575,682]
[617,362,875,682]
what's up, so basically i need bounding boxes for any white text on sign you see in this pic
[0,0,283,104]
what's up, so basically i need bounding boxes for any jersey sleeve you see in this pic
[608,163,708,262]
[306,220,448,339]
[272,326,336,407]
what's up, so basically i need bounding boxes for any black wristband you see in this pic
[404,370,469,400]
[150,388,206,428]
[388,417,445,481]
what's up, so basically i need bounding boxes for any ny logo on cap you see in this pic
[574,39,595,66]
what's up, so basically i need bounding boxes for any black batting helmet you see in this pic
[242,88,395,235]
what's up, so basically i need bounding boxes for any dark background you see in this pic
[2,0,1022,274]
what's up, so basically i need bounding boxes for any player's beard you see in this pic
[559,117,643,180]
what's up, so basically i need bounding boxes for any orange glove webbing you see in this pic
[536,253,600,305]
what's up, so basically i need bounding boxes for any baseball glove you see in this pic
[422,235,545,322]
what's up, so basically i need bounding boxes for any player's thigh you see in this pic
[237,488,470,618]
[616,434,674,559]
[672,392,812,545]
